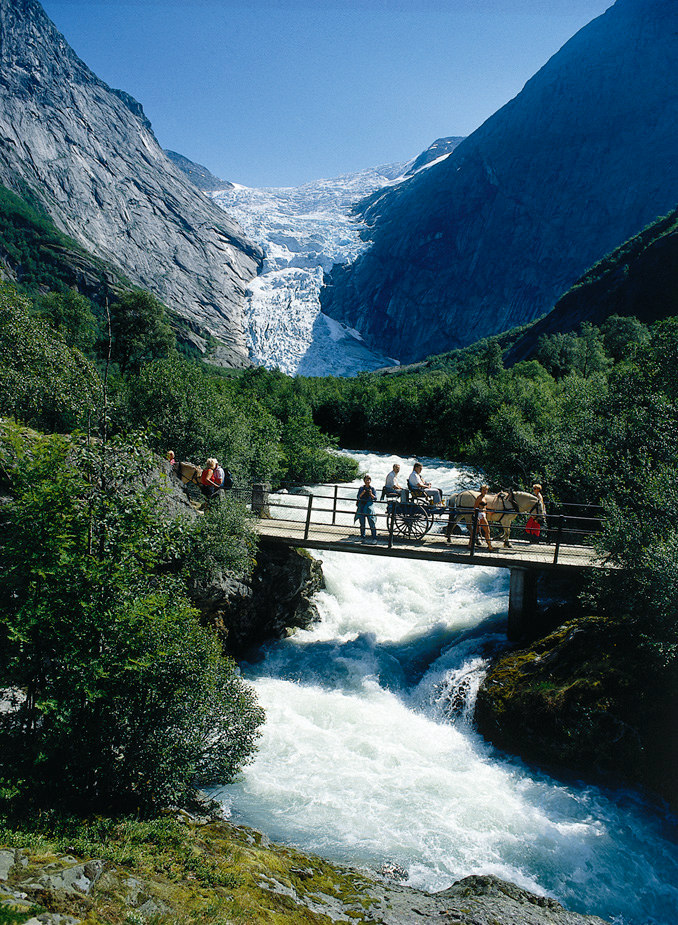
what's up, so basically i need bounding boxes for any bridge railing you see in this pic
[230,483,605,566]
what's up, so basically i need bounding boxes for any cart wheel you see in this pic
[393,504,431,539]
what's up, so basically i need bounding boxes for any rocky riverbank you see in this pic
[195,542,325,657]
[474,612,678,808]
[0,811,610,925]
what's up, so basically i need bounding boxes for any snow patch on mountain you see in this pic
[211,163,411,376]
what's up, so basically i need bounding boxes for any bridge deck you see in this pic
[255,518,607,571]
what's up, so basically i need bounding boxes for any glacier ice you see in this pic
[211,163,411,376]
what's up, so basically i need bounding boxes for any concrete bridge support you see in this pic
[508,568,539,640]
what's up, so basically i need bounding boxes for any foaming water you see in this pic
[212,451,678,925]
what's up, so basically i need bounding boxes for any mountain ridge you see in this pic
[321,0,678,364]
[0,0,263,366]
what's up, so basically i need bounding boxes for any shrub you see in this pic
[0,430,263,812]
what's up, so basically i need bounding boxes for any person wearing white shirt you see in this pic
[382,463,402,498]
[408,462,442,506]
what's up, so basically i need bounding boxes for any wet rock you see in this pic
[197,543,325,656]
[378,862,408,882]
[433,874,609,925]
[475,614,678,806]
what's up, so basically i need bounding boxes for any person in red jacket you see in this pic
[200,457,220,499]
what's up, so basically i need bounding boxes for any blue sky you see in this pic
[41,0,613,187]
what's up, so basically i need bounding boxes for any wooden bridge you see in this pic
[243,484,612,640]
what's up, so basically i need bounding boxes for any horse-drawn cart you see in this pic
[386,487,546,545]
[386,491,450,540]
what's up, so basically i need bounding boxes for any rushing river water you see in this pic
[212,451,678,925]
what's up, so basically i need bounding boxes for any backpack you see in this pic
[222,468,234,490]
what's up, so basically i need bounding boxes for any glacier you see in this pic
[210,163,411,376]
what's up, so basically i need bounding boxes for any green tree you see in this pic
[0,429,263,812]
[600,314,650,363]
[36,288,99,355]
[110,289,175,376]
[0,282,101,431]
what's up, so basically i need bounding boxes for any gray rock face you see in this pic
[505,207,678,365]
[0,0,263,366]
[165,150,234,193]
[322,0,678,364]
[191,542,325,656]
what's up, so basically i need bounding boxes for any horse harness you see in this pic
[488,490,520,525]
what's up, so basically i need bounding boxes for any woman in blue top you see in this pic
[355,475,378,544]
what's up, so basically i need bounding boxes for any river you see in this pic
[212,450,678,925]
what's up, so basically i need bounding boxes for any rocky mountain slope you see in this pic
[322,0,678,364]
[0,0,262,366]
[504,207,678,364]
[165,149,234,193]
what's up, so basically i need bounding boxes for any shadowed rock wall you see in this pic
[322,0,678,364]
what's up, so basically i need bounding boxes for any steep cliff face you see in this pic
[322,0,678,364]
[504,208,678,365]
[0,0,263,365]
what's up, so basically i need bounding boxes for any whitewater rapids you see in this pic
[212,451,678,925]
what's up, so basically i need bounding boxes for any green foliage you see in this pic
[180,494,256,588]
[0,184,110,295]
[110,289,176,376]
[35,288,99,354]
[119,355,283,483]
[600,314,650,363]
[0,282,101,431]
[583,321,678,664]
[0,430,263,812]
[118,355,359,487]
[570,208,678,293]
[536,323,611,380]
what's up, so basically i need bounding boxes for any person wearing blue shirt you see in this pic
[355,475,378,544]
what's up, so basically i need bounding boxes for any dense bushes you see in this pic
[0,427,263,812]
[0,281,357,487]
[0,284,102,432]
[0,276,357,812]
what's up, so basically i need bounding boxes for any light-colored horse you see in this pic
[177,460,202,487]
[447,489,544,547]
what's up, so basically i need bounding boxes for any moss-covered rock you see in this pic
[475,614,678,805]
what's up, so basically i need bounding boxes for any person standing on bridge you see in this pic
[474,484,490,509]
[527,483,547,543]
[471,499,495,552]
[355,475,378,544]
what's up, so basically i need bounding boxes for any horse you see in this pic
[177,460,202,487]
[446,489,544,547]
